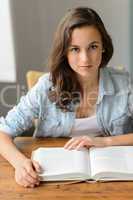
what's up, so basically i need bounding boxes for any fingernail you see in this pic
[31,185,34,188]
[37,169,41,173]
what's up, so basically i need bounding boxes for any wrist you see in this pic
[104,137,113,147]
[13,156,29,169]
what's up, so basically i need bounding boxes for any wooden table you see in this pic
[0,137,133,200]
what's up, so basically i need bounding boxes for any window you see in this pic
[0,0,16,82]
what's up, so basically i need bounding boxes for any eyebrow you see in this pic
[69,41,101,47]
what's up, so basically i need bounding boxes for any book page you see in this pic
[32,147,91,179]
[89,146,133,180]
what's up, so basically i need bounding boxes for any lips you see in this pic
[80,65,93,68]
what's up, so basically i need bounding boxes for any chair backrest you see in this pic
[26,70,44,89]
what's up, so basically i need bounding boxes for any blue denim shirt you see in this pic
[0,67,133,138]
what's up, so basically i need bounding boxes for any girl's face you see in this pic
[67,25,103,79]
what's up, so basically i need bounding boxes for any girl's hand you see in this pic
[64,136,108,150]
[15,158,41,188]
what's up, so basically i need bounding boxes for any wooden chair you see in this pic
[26,70,44,90]
[23,70,44,136]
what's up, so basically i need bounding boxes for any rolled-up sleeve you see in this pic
[128,78,133,118]
[0,75,47,137]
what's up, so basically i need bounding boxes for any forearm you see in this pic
[0,132,28,169]
[104,133,133,146]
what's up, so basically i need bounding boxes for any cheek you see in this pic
[93,53,102,65]
[67,54,77,66]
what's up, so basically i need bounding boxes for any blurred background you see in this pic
[0,0,132,116]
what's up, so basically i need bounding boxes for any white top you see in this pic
[70,115,101,137]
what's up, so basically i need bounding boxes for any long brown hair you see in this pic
[48,7,113,111]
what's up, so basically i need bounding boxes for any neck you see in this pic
[78,73,99,93]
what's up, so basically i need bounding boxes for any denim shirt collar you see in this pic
[97,67,115,104]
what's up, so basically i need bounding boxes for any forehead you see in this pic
[70,25,102,45]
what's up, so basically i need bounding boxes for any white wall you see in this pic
[0,0,16,82]
[88,0,130,69]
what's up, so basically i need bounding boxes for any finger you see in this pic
[26,163,39,180]
[75,136,93,150]
[66,139,82,150]
[75,141,86,150]
[32,160,42,173]
[64,137,79,149]
[15,168,39,188]
[21,180,31,188]
[64,138,75,149]
[22,167,39,184]
[18,173,36,188]
[76,140,92,150]
[83,136,94,146]
[24,171,39,185]
[22,180,36,188]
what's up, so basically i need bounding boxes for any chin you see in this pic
[78,72,91,79]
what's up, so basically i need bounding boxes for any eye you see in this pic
[69,47,80,53]
[89,44,98,50]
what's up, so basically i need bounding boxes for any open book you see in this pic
[32,146,133,182]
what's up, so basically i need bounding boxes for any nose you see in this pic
[79,50,89,65]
